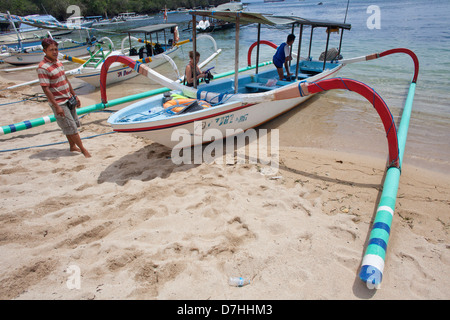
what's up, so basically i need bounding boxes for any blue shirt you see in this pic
[273,42,289,68]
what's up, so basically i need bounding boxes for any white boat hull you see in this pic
[107,63,342,149]
[75,47,179,87]
[115,96,312,149]
[2,44,92,65]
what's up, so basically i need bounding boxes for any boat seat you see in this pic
[255,77,292,86]
[245,83,278,92]
[245,77,293,92]
[296,72,311,79]
[300,67,322,74]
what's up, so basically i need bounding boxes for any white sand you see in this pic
[0,64,449,300]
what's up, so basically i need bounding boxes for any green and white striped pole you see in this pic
[1,61,272,136]
[359,48,419,289]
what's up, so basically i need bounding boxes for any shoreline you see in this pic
[0,63,449,300]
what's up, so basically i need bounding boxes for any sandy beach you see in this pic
[0,63,449,300]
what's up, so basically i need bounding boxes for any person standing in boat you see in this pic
[36,38,91,158]
[273,34,296,81]
[185,50,206,87]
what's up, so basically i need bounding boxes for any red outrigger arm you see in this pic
[100,55,151,104]
[247,40,278,67]
[379,48,419,83]
[343,48,419,84]
[274,78,400,168]
[100,53,401,168]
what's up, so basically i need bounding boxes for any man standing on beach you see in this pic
[37,38,91,158]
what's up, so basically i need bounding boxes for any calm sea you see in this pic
[99,0,450,172]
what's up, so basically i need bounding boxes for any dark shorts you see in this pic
[273,57,284,69]
[50,102,80,135]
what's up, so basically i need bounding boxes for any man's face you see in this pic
[43,44,59,61]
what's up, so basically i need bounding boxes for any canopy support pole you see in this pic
[295,24,303,80]
[308,27,314,59]
[234,13,240,94]
[192,14,197,89]
[323,27,331,71]
[256,23,261,74]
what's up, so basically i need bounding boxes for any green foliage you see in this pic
[1,0,229,20]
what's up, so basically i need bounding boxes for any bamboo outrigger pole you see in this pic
[0,60,273,135]
[359,48,419,289]
[273,47,418,289]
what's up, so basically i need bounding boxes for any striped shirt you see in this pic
[37,56,71,105]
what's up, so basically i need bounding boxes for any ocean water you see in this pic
[97,0,450,171]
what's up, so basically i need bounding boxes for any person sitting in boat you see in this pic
[273,34,296,81]
[154,43,164,55]
[185,50,206,87]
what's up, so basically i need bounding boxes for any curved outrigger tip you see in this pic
[274,77,401,169]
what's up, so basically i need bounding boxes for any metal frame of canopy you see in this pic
[187,10,351,91]
[122,24,178,56]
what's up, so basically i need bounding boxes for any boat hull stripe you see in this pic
[113,103,254,132]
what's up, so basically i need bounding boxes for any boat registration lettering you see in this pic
[117,69,133,77]
[215,113,248,127]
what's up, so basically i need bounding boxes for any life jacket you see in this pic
[163,98,211,114]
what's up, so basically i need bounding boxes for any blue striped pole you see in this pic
[359,80,417,289]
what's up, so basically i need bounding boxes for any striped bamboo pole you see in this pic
[1,61,273,135]
[359,81,417,288]
[358,49,419,289]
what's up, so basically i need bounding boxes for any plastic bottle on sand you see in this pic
[228,277,251,287]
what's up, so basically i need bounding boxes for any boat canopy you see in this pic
[122,24,178,34]
[188,10,351,30]
[187,10,351,91]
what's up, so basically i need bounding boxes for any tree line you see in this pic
[1,0,229,21]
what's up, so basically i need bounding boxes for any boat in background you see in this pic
[1,36,96,65]
[73,24,203,87]
[0,14,74,46]
[186,1,245,33]
[91,12,154,31]
[0,12,97,66]
[196,18,236,33]
[213,1,245,11]
[64,16,96,29]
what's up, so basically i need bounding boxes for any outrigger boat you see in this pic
[0,13,74,46]
[1,12,421,293]
[90,12,154,31]
[1,37,96,66]
[103,11,353,148]
[0,13,94,66]
[72,24,220,87]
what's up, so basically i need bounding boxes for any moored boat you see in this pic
[91,12,154,31]
[73,24,183,87]
[1,38,95,65]
[103,11,352,148]
[0,13,74,45]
